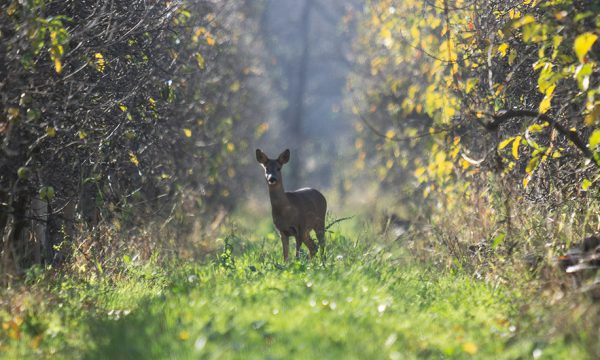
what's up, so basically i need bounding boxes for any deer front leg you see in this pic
[295,232,302,259]
[280,233,289,262]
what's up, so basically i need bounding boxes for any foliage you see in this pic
[0,0,268,277]
[348,0,600,206]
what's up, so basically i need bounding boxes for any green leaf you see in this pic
[581,179,592,191]
[195,52,205,69]
[574,32,597,63]
[492,232,506,249]
[39,186,55,201]
[17,167,30,179]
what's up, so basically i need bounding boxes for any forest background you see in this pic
[0,0,599,358]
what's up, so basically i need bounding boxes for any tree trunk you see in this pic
[288,0,313,189]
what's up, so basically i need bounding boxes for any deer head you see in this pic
[256,149,290,187]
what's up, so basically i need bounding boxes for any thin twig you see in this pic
[325,216,354,231]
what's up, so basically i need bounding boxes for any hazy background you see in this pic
[255,0,359,192]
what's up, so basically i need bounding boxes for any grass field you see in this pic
[0,220,593,359]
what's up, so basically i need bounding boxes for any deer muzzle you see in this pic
[267,174,277,185]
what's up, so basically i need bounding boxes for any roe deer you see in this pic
[256,149,327,261]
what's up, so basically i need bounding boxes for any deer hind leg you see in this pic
[303,229,318,258]
[316,222,326,259]
[280,233,289,262]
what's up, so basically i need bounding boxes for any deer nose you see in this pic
[267,175,277,184]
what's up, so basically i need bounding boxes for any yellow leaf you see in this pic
[462,342,478,355]
[527,123,547,133]
[206,35,216,46]
[589,129,600,149]
[229,81,240,92]
[574,32,598,63]
[551,150,561,158]
[498,137,514,150]
[385,129,396,139]
[465,78,478,94]
[226,143,235,153]
[512,135,522,160]
[539,85,555,114]
[508,49,517,65]
[30,335,42,349]
[498,43,509,57]
[523,175,531,188]
[582,178,592,191]
[512,15,535,29]
[183,128,192,137]
[7,107,20,121]
[380,27,392,40]
[525,156,540,174]
[255,122,269,137]
[555,10,567,20]
[129,151,139,166]
[584,104,600,126]
[54,57,62,74]
[508,8,521,19]
[414,167,426,178]
[47,127,56,137]
[7,1,17,16]
[439,39,457,61]
[192,27,206,42]
[410,25,419,40]
[179,330,190,340]
[94,53,105,72]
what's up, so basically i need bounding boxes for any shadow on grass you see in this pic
[84,295,180,360]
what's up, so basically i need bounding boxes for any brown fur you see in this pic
[256,149,327,261]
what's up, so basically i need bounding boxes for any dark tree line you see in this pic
[0,0,266,280]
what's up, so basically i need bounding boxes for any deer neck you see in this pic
[268,182,289,211]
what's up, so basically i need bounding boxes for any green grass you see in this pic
[0,223,593,359]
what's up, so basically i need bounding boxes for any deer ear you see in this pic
[256,149,268,164]
[278,149,290,164]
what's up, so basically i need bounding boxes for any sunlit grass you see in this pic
[0,221,592,359]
